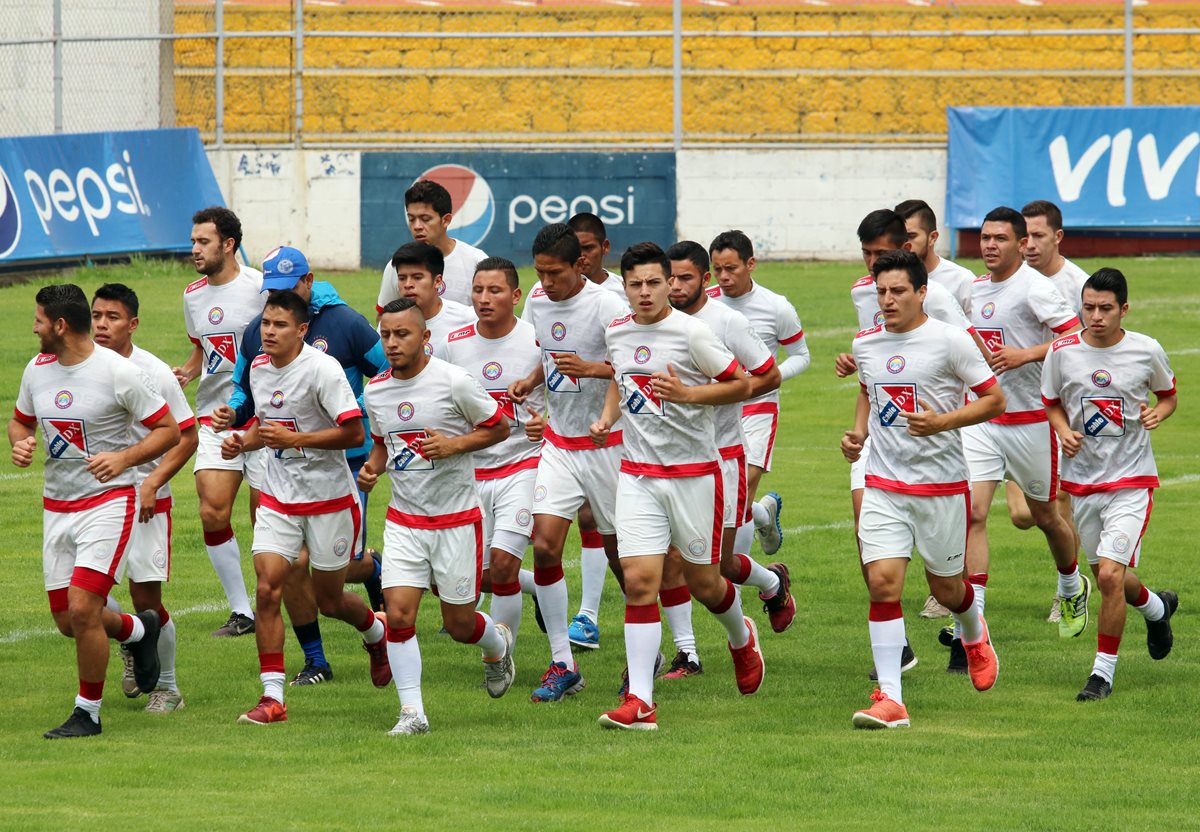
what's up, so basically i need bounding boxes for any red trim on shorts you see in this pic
[204,525,235,546]
[868,601,903,621]
[141,403,170,427]
[1132,489,1154,569]
[710,579,737,614]
[493,580,521,597]
[477,405,505,429]
[625,603,661,624]
[48,588,69,613]
[534,563,564,585]
[719,444,744,461]
[1048,426,1059,501]
[42,485,135,513]
[335,409,362,425]
[1097,633,1121,655]
[951,581,976,615]
[1052,316,1082,334]
[962,492,971,559]
[71,566,116,599]
[740,404,780,470]
[544,425,622,450]
[474,456,540,481]
[991,409,1049,425]
[386,624,415,643]
[659,584,691,607]
[259,492,357,516]
[779,329,805,346]
[12,407,35,426]
[64,491,135,592]
[154,497,173,514]
[259,652,285,674]
[741,402,779,417]
[864,476,970,496]
[710,469,724,563]
[735,456,748,528]
[1061,476,1161,496]
[713,359,741,382]
[473,520,484,602]
[386,506,482,530]
[970,376,998,394]
[732,553,753,584]
[580,529,604,548]
[620,459,720,478]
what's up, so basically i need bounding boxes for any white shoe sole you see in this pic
[598,714,658,731]
[852,711,911,729]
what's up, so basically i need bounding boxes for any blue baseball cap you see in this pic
[261,245,311,291]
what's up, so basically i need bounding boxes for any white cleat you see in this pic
[483,623,516,699]
[388,708,430,736]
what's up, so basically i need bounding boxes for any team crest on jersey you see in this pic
[980,302,996,320]
[1091,370,1112,388]
[875,383,917,427]
[208,307,224,325]
[423,342,434,358]
[54,390,73,409]
[886,356,905,374]
[483,361,503,381]
[873,310,885,326]
[976,328,1004,353]
[203,332,238,374]
[312,337,329,353]
[550,322,566,341]
[1083,397,1125,437]
[623,373,665,416]
[545,349,580,394]
[634,346,652,365]
[43,418,88,459]
[388,429,433,471]
[270,390,285,408]
[268,418,305,458]
[397,402,415,421]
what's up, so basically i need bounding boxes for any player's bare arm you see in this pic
[902,383,1005,437]
[86,411,181,484]
[7,419,36,468]
[1140,391,1177,430]
[589,378,623,446]
[172,343,204,387]
[259,416,364,452]
[1045,400,1083,458]
[356,442,388,493]
[507,362,545,404]
[138,423,200,522]
[651,364,751,406]
[745,363,782,399]
[421,418,510,460]
[841,386,870,462]
[988,322,1082,373]
[551,351,613,380]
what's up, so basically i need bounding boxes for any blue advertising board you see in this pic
[947,106,1200,229]
[360,152,676,267]
[0,128,223,266]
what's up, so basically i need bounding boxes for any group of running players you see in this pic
[9,179,1178,738]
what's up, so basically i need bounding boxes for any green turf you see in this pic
[0,256,1197,830]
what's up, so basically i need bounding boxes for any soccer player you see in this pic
[390,242,476,357]
[1041,268,1179,701]
[894,199,975,316]
[442,257,544,643]
[376,179,488,310]
[708,230,810,558]
[214,246,388,686]
[220,291,390,725]
[92,284,199,714]
[842,251,1004,729]
[359,298,516,735]
[11,284,180,738]
[177,206,266,637]
[593,242,763,731]
[569,211,624,295]
[508,223,629,701]
[1022,200,1090,317]
[957,207,1084,671]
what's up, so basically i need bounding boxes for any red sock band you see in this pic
[79,679,104,701]
[386,624,415,643]
[709,579,737,615]
[157,606,170,627]
[115,614,135,643]
[534,564,564,586]
[1132,584,1150,607]
[625,603,661,624]
[967,572,989,588]
[951,581,976,615]
[869,601,904,621]
[47,588,69,613]
[467,612,487,644]
[204,526,235,546]
[732,553,753,584]
[1098,633,1121,655]
[659,584,691,607]
[1057,558,1078,576]
[492,580,521,597]
[258,652,285,675]
[580,529,604,548]
[358,608,377,632]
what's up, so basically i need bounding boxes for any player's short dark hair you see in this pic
[475,256,520,290]
[857,209,907,247]
[92,283,139,318]
[191,206,243,248]
[1021,199,1064,232]
[620,241,671,279]
[263,290,309,324]
[404,180,453,217]
[708,230,754,263]
[894,199,937,234]
[379,297,426,327]
[391,241,444,277]
[983,206,1028,238]
[568,212,607,243]
[871,249,928,290]
[1084,267,1128,306]
[531,223,582,265]
[666,240,709,274]
[36,284,91,334]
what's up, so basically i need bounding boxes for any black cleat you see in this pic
[363,549,385,612]
[44,707,102,739]
[533,592,547,634]
[289,660,334,686]
[1076,673,1112,701]
[947,638,968,674]
[1146,590,1178,660]
[212,612,256,637]
[938,626,956,648]
[870,640,918,681]
[125,610,162,694]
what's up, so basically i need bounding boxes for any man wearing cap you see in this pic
[211,246,389,686]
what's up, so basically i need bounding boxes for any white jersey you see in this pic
[1041,330,1176,496]
[928,257,975,317]
[15,346,168,506]
[128,344,196,501]
[708,282,807,408]
[1043,257,1091,317]
[691,299,775,455]
[182,266,265,421]
[591,270,626,298]
[971,264,1079,423]
[424,299,476,358]
[853,318,997,496]
[441,319,544,478]
[376,238,489,311]
[364,357,503,527]
[248,344,361,513]
[523,278,629,450]
[606,309,738,475]
[851,274,973,333]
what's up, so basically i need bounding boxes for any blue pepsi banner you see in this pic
[360,152,676,267]
[0,128,223,266]
[947,106,1200,229]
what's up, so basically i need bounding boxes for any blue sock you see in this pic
[293,620,328,668]
[372,554,382,580]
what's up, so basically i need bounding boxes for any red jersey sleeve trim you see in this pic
[177,416,197,431]
[188,336,200,346]
[714,359,741,382]
[12,407,35,426]
[1153,379,1177,397]
[477,405,504,428]
[141,403,170,427]
[970,376,998,394]
[779,329,805,346]
[335,409,362,425]
[748,355,776,376]
[375,304,385,315]
[1051,316,1081,334]
[371,433,385,443]
[1041,394,1062,407]
[966,326,978,335]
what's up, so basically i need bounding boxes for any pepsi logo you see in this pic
[886,356,905,374]
[1092,369,1112,388]
[398,401,415,421]
[54,390,73,409]
[483,361,503,380]
[550,322,566,341]
[0,164,21,259]
[313,337,329,353]
[981,302,996,320]
[414,164,494,248]
[634,345,651,365]
[270,390,285,408]
[208,307,224,325]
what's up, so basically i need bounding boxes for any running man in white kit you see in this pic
[92,284,199,715]
[177,206,266,637]
[1041,267,1179,701]
[894,199,974,317]
[593,242,763,731]
[11,284,179,738]
[707,231,810,558]
[389,242,476,357]
[376,179,488,310]
[360,298,516,735]
[842,251,1004,729]
[1022,200,1090,317]
[221,291,391,726]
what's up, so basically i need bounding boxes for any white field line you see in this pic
[0,472,34,481]
[1160,474,1200,488]
[782,520,853,534]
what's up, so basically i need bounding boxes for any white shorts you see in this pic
[1073,488,1153,568]
[962,419,1057,502]
[251,504,362,572]
[615,469,722,565]
[478,467,536,547]
[532,441,620,535]
[741,403,779,471]
[858,487,970,578]
[381,518,482,605]
[43,487,136,595]
[720,452,748,530]
[117,496,173,584]
[849,435,873,492]
[194,422,267,490]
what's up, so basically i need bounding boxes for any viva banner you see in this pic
[0,128,224,265]
[946,106,1200,229]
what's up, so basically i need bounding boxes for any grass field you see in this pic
[0,256,1197,831]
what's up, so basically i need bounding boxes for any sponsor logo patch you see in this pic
[44,418,88,459]
[1083,396,1125,437]
[203,332,237,375]
[976,328,1004,352]
[389,429,433,471]
[875,383,917,427]
[623,373,665,416]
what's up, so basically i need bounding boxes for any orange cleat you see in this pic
[237,696,287,725]
[964,617,999,692]
[852,689,910,729]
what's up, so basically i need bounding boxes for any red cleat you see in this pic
[237,696,287,725]
[598,694,658,731]
[964,617,999,692]
[852,689,910,729]
[364,635,393,689]
[761,563,796,633]
[729,616,765,695]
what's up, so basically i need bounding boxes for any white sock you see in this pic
[362,615,386,645]
[869,616,906,704]
[474,612,506,660]
[971,582,987,617]
[158,617,178,692]
[751,501,770,529]
[519,569,536,595]
[122,614,146,644]
[661,597,697,660]
[74,694,102,723]
[739,554,781,597]
[734,521,755,557]
[1136,590,1166,621]
[1092,650,1118,684]
[577,547,607,623]
[490,589,523,643]
[625,619,662,703]
[207,537,254,617]
[711,582,750,649]
[535,573,572,665]
[1058,564,1082,598]
[387,636,424,716]
[956,611,985,645]
[261,671,285,703]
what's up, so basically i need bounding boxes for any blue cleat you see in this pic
[531,661,585,702]
[568,613,600,650]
